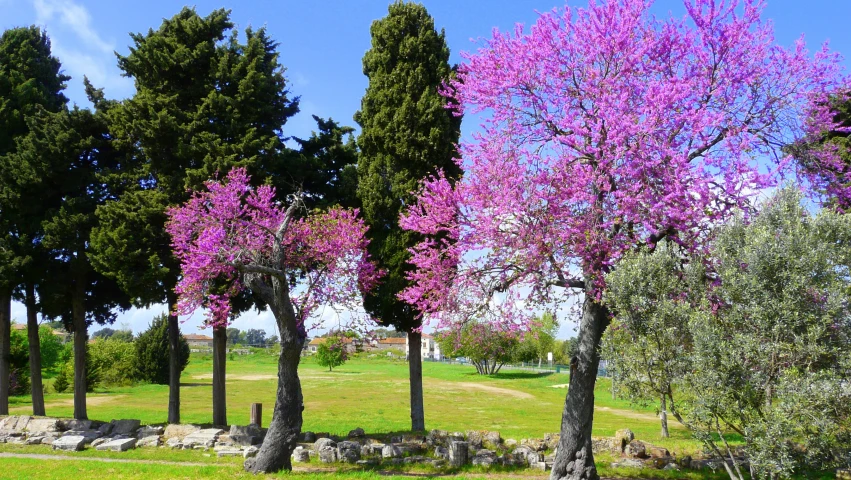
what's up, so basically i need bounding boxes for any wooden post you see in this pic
[251,403,262,427]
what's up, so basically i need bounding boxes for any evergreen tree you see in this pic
[37,103,131,420]
[89,8,299,425]
[0,26,70,415]
[135,314,190,385]
[354,1,462,431]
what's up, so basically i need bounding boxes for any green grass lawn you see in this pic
[7,352,698,452]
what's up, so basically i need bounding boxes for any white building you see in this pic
[405,333,441,360]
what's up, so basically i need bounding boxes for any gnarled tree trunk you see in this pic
[550,288,610,480]
[244,275,303,473]
[167,291,181,424]
[72,276,88,420]
[0,288,11,414]
[408,330,425,431]
[25,283,45,416]
[212,325,227,426]
[660,394,669,438]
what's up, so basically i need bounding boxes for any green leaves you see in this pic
[355,1,462,332]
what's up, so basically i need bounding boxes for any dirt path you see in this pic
[9,394,126,412]
[454,382,535,399]
[595,406,684,428]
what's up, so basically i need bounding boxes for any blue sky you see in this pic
[3,0,851,338]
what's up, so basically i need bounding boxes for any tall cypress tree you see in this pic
[89,8,299,425]
[0,26,69,415]
[355,1,462,431]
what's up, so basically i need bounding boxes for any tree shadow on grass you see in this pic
[180,382,212,387]
[490,371,554,380]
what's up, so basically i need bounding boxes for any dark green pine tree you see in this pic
[286,115,360,210]
[35,101,132,420]
[355,1,462,431]
[89,8,299,426]
[0,26,70,415]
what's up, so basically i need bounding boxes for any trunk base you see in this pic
[243,339,302,473]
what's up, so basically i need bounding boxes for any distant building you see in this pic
[307,336,364,353]
[185,334,214,349]
[403,333,441,360]
[374,337,406,352]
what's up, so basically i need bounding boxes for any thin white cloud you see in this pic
[33,0,112,54]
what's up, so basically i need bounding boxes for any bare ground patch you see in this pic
[427,380,535,399]
[10,394,126,412]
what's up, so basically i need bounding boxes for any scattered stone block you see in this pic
[97,438,137,452]
[90,438,108,448]
[97,423,113,436]
[382,444,402,459]
[614,429,634,452]
[27,418,60,433]
[483,431,501,449]
[137,436,161,448]
[292,447,310,463]
[337,441,361,463]
[110,420,141,436]
[163,424,200,440]
[136,425,163,438]
[543,432,560,450]
[626,440,647,459]
[229,424,262,446]
[300,431,316,442]
[434,446,449,460]
[318,445,338,463]
[313,437,337,452]
[182,428,223,448]
[504,438,518,448]
[243,446,259,459]
[61,419,92,431]
[347,427,365,438]
[449,441,468,467]
[53,435,86,451]
[471,449,498,467]
[166,437,182,449]
[649,446,669,458]
[356,458,380,466]
[24,436,43,445]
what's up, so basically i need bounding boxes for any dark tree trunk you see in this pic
[408,330,425,431]
[660,393,669,438]
[166,292,180,424]
[550,290,610,480]
[25,283,45,416]
[0,288,11,414]
[244,276,304,474]
[72,277,88,420]
[212,325,227,426]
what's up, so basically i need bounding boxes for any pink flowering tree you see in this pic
[400,1,845,479]
[167,168,379,473]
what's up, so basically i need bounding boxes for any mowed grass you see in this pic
[7,352,699,453]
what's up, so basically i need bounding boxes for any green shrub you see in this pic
[9,328,30,395]
[135,314,190,384]
[52,366,69,393]
[89,338,136,386]
[54,343,100,393]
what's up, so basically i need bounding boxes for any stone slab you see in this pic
[96,438,137,452]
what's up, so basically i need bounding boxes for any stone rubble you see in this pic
[0,415,716,472]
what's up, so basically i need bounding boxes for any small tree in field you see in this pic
[399,1,844,478]
[167,168,378,473]
[315,336,347,371]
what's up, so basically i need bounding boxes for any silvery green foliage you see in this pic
[606,187,851,480]
[603,244,702,435]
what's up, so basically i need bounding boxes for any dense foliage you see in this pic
[315,336,348,371]
[134,315,190,385]
[604,188,851,480]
